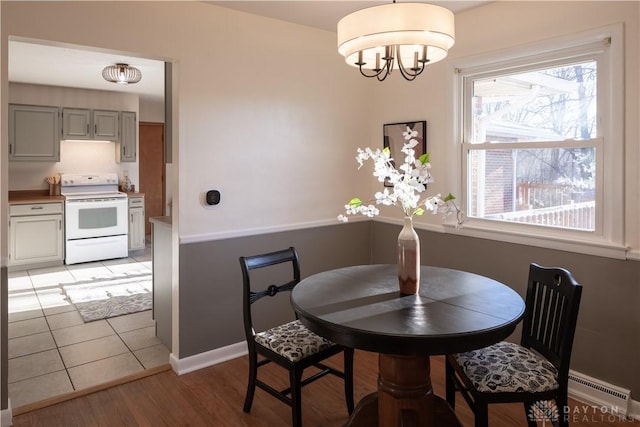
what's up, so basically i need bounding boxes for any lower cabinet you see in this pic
[9,202,64,270]
[128,195,146,251]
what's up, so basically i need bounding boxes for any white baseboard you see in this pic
[568,369,639,421]
[1,399,13,427]
[170,341,247,375]
[628,400,640,421]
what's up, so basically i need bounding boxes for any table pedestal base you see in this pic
[345,354,461,427]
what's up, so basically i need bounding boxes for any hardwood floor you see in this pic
[12,350,638,426]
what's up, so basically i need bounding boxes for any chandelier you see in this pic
[337,2,455,81]
[102,63,142,85]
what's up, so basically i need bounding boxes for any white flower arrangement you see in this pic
[338,126,462,224]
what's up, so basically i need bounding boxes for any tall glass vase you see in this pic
[397,216,420,295]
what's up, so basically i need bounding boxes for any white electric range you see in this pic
[60,173,128,264]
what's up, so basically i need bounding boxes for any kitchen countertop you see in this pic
[150,216,171,227]
[9,190,145,204]
[8,190,65,204]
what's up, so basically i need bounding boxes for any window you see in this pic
[453,25,624,258]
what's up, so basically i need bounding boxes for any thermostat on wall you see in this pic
[206,190,221,205]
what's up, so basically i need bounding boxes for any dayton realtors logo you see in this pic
[528,400,633,424]
[528,401,560,425]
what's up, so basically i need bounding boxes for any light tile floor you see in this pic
[7,243,170,409]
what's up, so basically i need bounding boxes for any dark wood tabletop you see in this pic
[291,264,526,427]
[291,264,526,356]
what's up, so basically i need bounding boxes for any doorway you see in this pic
[6,39,170,411]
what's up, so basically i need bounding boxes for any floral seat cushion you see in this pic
[254,320,334,363]
[453,341,558,393]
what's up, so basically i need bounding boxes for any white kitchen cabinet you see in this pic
[9,104,60,162]
[93,110,120,140]
[128,195,145,251]
[118,111,137,163]
[62,108,92,140]
[62,108,120,141]
[9,202,64,270]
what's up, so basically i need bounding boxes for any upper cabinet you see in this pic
[9,103,137,163]
[118,111,137,163]
[94,110,120,140]
[61,108,91,139]
[62,108,119,141]
[9,104,61,162]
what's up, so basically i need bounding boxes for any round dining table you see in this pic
[291,264,526,427]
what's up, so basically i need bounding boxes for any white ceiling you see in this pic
[8,40,166,101]
[8,1,488,99]
[208,1,488,31]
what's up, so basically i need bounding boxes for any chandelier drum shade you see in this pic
[337,2,455,81]
[102,63,142,85]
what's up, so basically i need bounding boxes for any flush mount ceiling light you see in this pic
[102,63,142,85]
[337,2,455,81]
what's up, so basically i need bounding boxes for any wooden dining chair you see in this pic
[445,263,583,427]
[240,247,354,427]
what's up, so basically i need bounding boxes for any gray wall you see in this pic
[178,221,372,358]
[370,221,640,397]
[177,219,640,397]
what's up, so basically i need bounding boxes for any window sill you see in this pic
[441,220,630,260]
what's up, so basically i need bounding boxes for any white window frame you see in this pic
[449,24,625,259]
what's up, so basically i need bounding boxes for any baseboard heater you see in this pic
[569,369,631,416]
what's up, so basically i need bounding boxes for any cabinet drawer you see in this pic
[128,196,144,207]
[10,202,63,216]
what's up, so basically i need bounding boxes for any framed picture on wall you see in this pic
[383,121,427,186]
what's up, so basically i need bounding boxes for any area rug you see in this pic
[61,272,152,322]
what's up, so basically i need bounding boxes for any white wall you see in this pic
[1,1,372,241]
[8,83,140,190]
[139,96,164,123]
[2,2,637,247]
